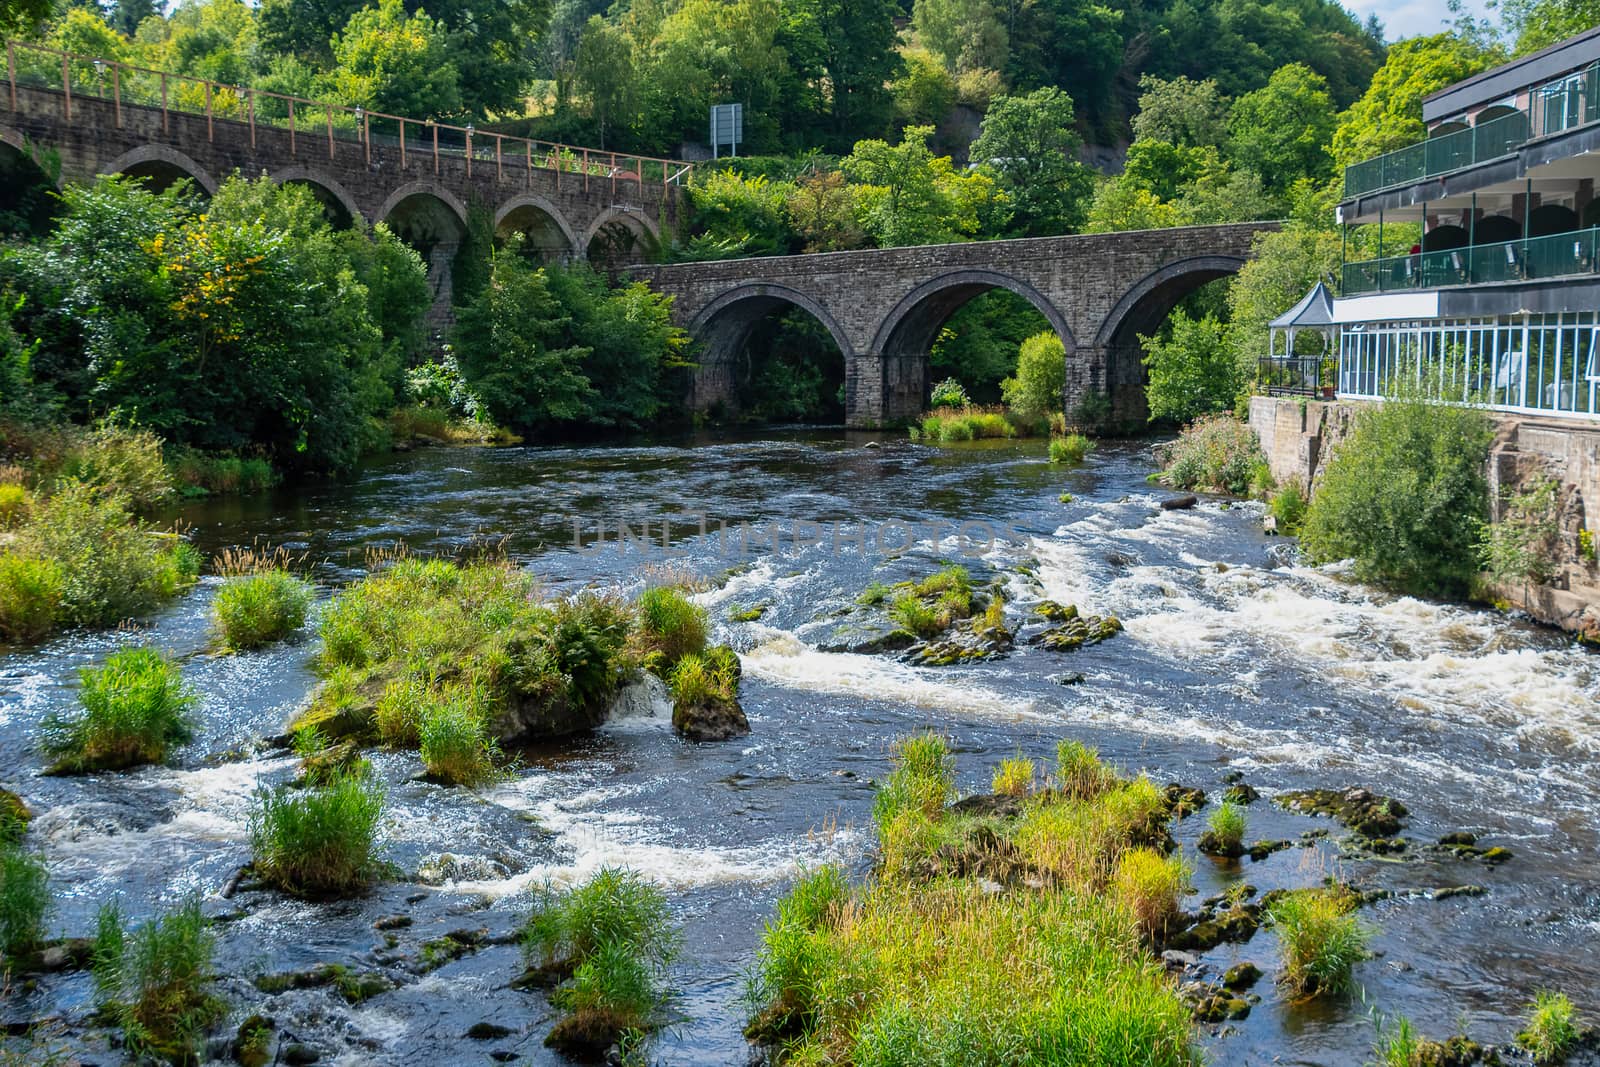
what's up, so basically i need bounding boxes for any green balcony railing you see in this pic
[1343,108,1531,199]
[1340,226,1600,295]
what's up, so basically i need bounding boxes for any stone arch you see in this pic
[686,283,855,421]
[272,166,363,229]
[0,125,62,235]
[0,125,26,154]
[379,184,471,338]
[494,193,581,262]
[869,269,1078,425]
[1095,254,1246,422]
[100,144,217,195]
[583,206,662,268]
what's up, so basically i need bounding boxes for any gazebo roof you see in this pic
[1269,281,1336,329]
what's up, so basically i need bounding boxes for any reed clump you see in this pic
[248,772,386,898]
[41,648,197,774]
[91,897,224,1063]
[212,548,315,651]
[1267,887,1371,998]
[1517,991,1579,1065]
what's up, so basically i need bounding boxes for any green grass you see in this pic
[1267,888,1371,998]
[0,838,50,957]
[888,593,940,637]
[1050,433,1094,464]
[299,557,633,745]
[1517,991,1579,1065]
[915,407,1022,442]
[667,648,738,711]
[0,483,30,528]
[248,772,386,898]
[1204,801,1247,855]
[857,582,892,606]
[748,739,1197,1060]
[41,648,197,774]
[91,897,223,1063]
[418,688,502,787]
[1055,739,1116,800]
[1373,1015,1422,1067]
[169,452,278,497]
[213,570,314,651]
[0,553,64,643]
[990,757,1034,798]
[634,586,708,668]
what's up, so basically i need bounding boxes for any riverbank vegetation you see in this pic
[41,648,197,775]
[745,733,1195,1062]
[91,897,223,1063]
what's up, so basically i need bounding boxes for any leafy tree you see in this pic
[1226,63,1336,195]
[574,15,638,149]
[785,0,903,147]
[685,169,795,258]
[969,87,1095,236]
[1131,74,1228,149]
[1141,312,1240,423]
[110,0,158,38]
[1225,222,1341,386]
[845,126,1005,247]
[785,169,864,252]
[1121,138,1211,202]
[0,0,52,40]
[640,0,791,152]
[1001,330,1065,420]
[1500,0,1598,55]
[913,0,1008,74]
[328,0,462,120]
[891,48,958,127]
[1085,181,1180,233]
[1331,34,1501,169]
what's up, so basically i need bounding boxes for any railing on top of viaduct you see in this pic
[4,40,696,193]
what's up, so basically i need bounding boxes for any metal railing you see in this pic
[3,39,695,191]
[1342,61,1600,200]
[1341,225,1600,295]
[1256,356,1326,397]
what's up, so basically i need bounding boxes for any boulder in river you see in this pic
[672,645,750,742]
[1161,495,1199,511]
[1276,786,1408,838]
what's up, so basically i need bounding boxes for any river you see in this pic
[2,430,1597,1065]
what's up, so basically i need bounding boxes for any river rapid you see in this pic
[2,430,1598,1065]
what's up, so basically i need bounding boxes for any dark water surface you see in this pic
[3,430,1598,1065]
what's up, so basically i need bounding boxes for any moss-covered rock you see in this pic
[233,1013,275,1067]
[1276,786,1408,837]
[1163,784,1206,819]
[1030,613,1122,652]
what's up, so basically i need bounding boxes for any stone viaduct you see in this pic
[2,47,688,326]
[631,222,1276,427]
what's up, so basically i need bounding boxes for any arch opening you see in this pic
[496,198,578,263]
[120,159,211,197]
[383,191,468,326]
[281,178,356,230]
[873,272,1075,427]
[690,288,851,424]
[586,211,660,271]
[0,139,59,239]
[1099,256,1246,426]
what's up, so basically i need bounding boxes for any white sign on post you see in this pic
[710,103,743,158]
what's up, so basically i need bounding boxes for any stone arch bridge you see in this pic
[630,222,1277,428]
[2,44,689,326]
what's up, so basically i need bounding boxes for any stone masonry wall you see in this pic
[1249,395,1600,637]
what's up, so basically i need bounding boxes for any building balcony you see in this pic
[1340,225,1600,296]
[1341,61,1600,204]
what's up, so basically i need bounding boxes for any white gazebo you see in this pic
[1265,281,1338,396]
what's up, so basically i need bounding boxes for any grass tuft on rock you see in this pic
[1199,800,1247,857]
[1517,991,1579,1065]
[41,647,197,774]
[633,586,708,669]
[1267,887,1370,999]
[990,757,1034,798]
[1049,432,1094,464]
[522,867,680,1055]
[1113,847,1189,940]
[418,687,502,787]
[248,772,386,898]
[213,569,314,651]
[1055,738,1116,800]
[91,897,224,1063]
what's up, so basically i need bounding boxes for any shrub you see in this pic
[419,689,501,787]
[41,648,197,774]
[1200,801,1247,856]
[873,733,954,828]
[1140,311,1242,425]
[249,773,386,897]
[1478,476,1560,586]
[634,586,708,668]
[0,839,50,957]
[991,757,1034,797]
[1156,415,1265,495]
[1050,432,1094,464]
[1517,991,1578,1065]
[1301,393,1493,598]
[213,570,314,651]
[91,897,223,1062]
[1001,331,1066,421]
[1267,888,1370,998]
[15,481,200,628]
[169,451,279,497]
[889,593,940,637]
[0,483,30,528]
[1113,847,1188,939]
[1270,481,1307,533]
[929,378,970,409]
[0,553,64,643]
[54,425,173,514]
